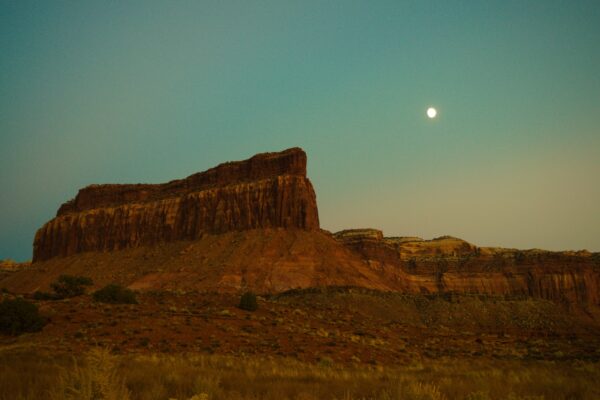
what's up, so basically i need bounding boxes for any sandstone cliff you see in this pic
[4,148,599,305]
[334,229,600,305]
[33,148,319,261]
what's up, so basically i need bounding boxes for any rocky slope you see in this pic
[33,148,319,261]
[3,230,392,294]
[334,229,600,305]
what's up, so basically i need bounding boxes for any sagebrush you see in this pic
[0,298,46,335]
[93,284,138,304]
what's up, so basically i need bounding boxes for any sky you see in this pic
[1,1,599,261]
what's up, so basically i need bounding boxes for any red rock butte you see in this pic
[33,147,319,262]
[1,147,598,305]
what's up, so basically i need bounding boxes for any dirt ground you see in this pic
[2,288,599,366]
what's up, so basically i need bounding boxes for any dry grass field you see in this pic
[1,346,599,400]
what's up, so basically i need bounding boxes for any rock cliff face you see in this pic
[335,229,600,305]
[9,148,599,306]
[33,148,319,261]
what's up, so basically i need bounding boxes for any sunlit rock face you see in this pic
[24,147,600,306]
[33,148,319,261]
[334,231,600,305]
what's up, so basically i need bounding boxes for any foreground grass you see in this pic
[1,347,599,400]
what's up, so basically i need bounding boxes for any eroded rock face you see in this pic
[334,230,600,305]
[33,148,319,261]
[19,147,600,306]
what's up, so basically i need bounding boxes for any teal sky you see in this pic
[1,1,599,261]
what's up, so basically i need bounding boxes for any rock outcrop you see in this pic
[5,147,598,306]
[33,148,319,261]
[334,229,600,305]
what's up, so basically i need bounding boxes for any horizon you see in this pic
[2,1,600,261]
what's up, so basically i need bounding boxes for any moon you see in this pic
[427,107,437,119]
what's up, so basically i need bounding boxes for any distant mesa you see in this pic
[334,229,384,242]
[0,259,29,271]
[0,259,30,283]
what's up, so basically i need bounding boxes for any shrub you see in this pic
[33,291,57,300]
[50,275,93,298]
[93,284,138,304]
[238,292,258,311]
[0,298,46,335]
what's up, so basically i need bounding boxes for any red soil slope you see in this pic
[4,229,392,294]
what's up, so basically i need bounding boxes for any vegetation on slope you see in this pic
[0,298,46,336]
[1,288,599,398]
[93,284,138,304]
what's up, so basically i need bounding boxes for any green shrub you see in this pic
[0,298,46,335]
[239,292,258,311]
[33,291,57,300]
[93,284,138,304]
[50,275,93,298]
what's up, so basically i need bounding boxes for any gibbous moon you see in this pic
[427,107,437,119]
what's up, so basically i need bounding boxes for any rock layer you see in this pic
[33,148,319,261]
[335,229,600,305]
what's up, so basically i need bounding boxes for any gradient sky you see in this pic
[1,1,599,261]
